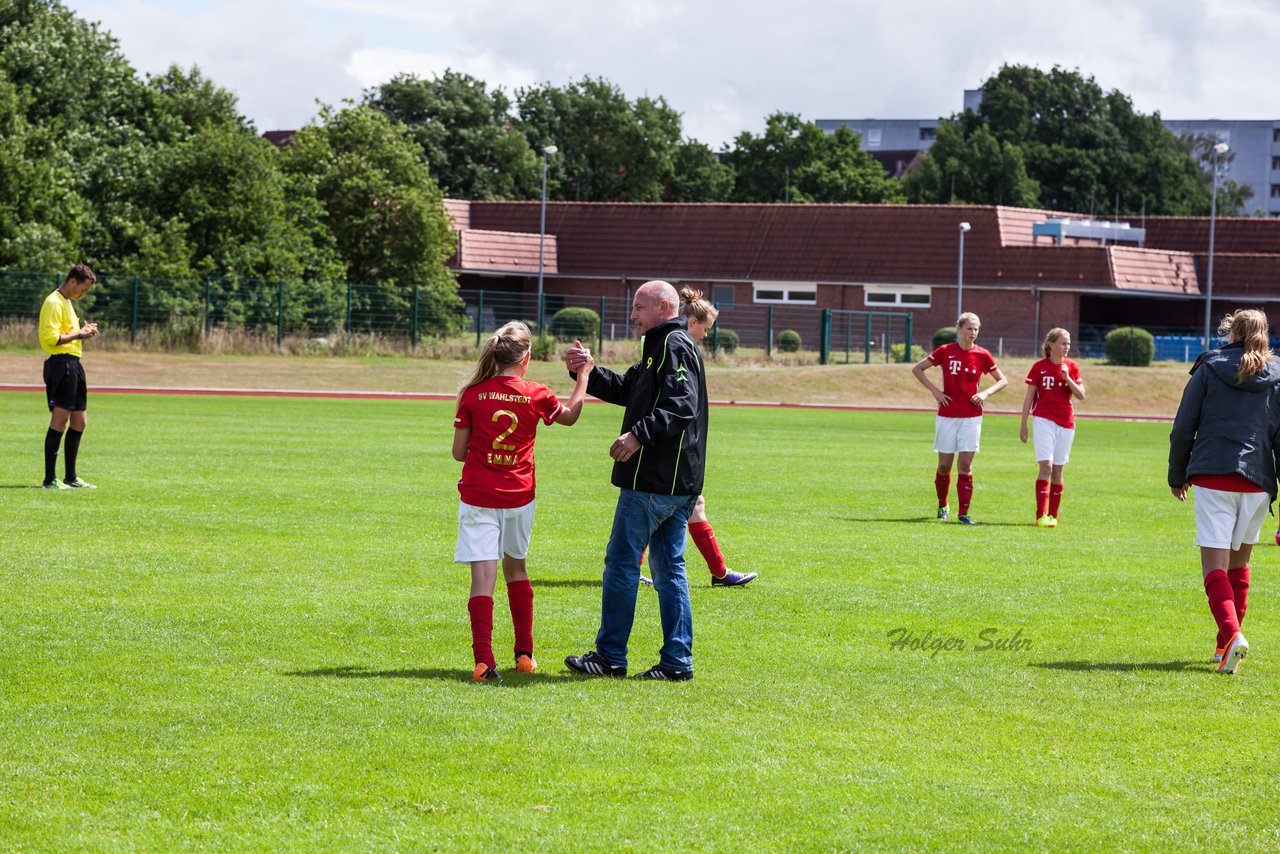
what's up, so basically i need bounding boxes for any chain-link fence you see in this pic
[5,270,1213,363]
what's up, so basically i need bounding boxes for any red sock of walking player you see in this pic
[467,595,495,668]
[957,474,973,516]
[688,520,727,577]
[1228,566,1250,627]
[506,579,534,658]
[1203,569,1241,641]
[1035,479,1049,519]
[1048,483,1064,518]
[935,472,951,507]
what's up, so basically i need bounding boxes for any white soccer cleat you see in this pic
[1216,632,1248,675]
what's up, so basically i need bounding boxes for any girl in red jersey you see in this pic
[911,312,1008,525]
[1169,309,1280,675]
[1019,328,1086,527]
[452,321,591,682]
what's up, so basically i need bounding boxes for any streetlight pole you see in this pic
[1203,142,1229,347]
[957,221,971,317]
[537,144,558,335]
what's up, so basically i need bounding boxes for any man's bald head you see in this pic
[631,280,680,334]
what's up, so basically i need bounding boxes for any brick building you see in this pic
[444,199,1280,355]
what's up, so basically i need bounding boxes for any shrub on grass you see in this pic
[890,343,927,363]
[1105,326,1155,366]
[777,329,802,352]
[932,326,958,349]
[711,328,739,354]
[548,307,599,342]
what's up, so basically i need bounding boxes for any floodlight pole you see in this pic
[537,144,557,335]
[1203,142,1229,348]
[957,222,971,317]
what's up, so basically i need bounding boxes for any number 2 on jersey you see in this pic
[491,409,518,451]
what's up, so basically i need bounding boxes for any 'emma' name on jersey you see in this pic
[478,391,532,403]
[487,452,518,465]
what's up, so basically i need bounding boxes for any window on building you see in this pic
[752,282,817,304]
[919,127,936,142]
[1273,156,1280,171]
[1274,128,1280,143]
[867,128,882,147]
[712,285,735,308]
[1272,185,1280,198]
[863,286,931,308]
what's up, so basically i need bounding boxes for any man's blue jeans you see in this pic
[595,489,696,672]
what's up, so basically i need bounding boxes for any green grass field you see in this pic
[2,392,1279,850]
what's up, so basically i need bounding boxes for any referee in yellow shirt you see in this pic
[39,264,99,489]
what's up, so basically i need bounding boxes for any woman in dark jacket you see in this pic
[1169,308,1280,674]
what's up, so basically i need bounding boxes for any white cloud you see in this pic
[69,0,1280,144]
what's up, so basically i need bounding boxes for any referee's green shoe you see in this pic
[66,478,96,489]
[42,480,69,489]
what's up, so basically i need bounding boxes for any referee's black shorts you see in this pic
[44,354,87,412]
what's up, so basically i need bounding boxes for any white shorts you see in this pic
[455,500,536,563]
[934,415,982,454]
[1193,487,1270,551]
[1032,416,1076,466]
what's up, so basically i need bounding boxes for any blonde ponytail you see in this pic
[458,321,532,404]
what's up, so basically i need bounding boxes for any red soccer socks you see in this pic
[935,472,951,507]
[688,520,728,577]
[1204,569,1241,642]
[506,579,535,659]
[1035,479,1050,519]
[1048,483,1064,519]
[957,474,973,516]
[467,595,495,668]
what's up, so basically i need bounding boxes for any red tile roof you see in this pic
[448,200,1280,297]
[455,228,556,274]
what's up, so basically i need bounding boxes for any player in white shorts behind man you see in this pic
[911,312,1008,525]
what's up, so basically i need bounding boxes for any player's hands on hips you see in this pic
[1171,484,1188,501]
[933,389,950,407]
[610,432,640,461]
[970,391,986,408]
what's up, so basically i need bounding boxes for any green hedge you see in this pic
[777,329,802,352]
[712,328,738,354]
[1104,326,1155,366]
[931,326,958,349]
[548,306,600,341]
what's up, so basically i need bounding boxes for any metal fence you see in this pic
[1,270,1211,362]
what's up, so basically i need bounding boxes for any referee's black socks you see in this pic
[44,427,63,485]
[64,428,83,484]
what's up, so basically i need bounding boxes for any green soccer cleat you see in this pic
[1036,515,1057,528]
[936,506,949,521]
[65,478,96,489]
[42,480,69,490]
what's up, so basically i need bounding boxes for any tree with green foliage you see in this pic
[906,65,1245,216]
[902,121,1039,206]
[517,76,684,202]
[726,112,904,203]
[282,104,462,333]
[664,139,734,202]
[366,70,539,201]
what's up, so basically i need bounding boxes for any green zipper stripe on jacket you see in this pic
[632,329,688,492]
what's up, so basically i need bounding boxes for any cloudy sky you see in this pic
[74,0,1280,148]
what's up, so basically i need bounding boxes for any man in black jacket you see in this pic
[564,280,708,681]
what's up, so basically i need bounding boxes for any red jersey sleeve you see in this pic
[927,345,947,366]
[454,394,472,429]
[981,351,997,375]
[533,384,563,425]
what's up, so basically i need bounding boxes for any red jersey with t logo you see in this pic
[455,375,563,508]
[927,342,998,418]
[1025,358,1081,428]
